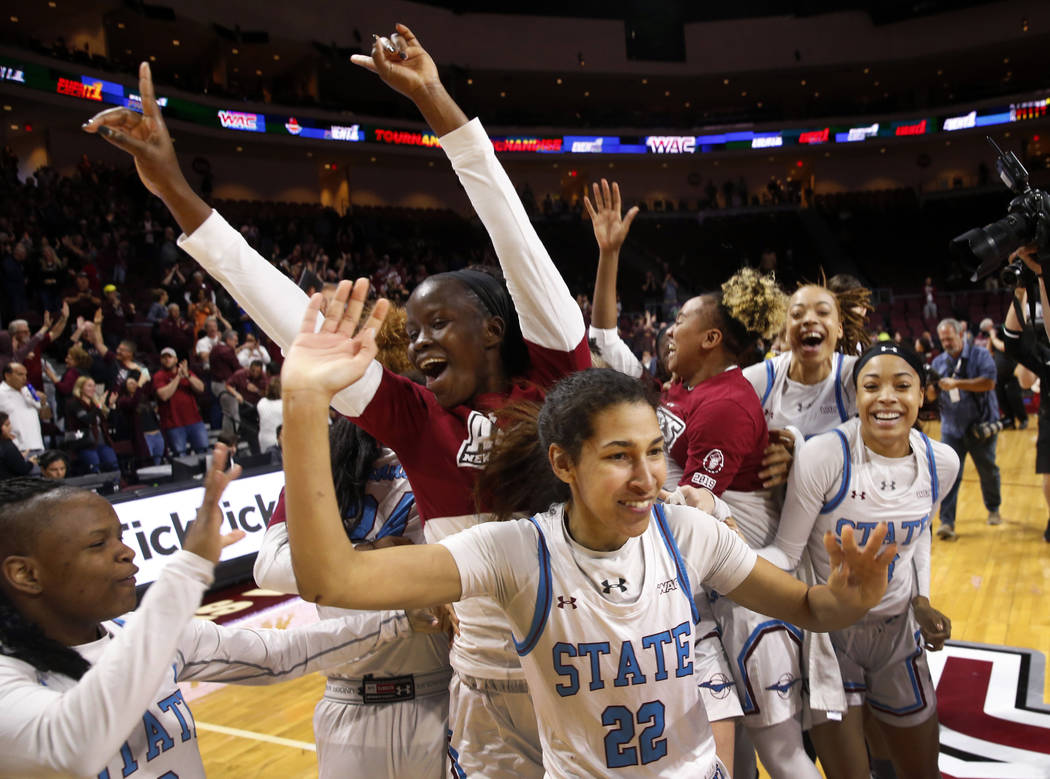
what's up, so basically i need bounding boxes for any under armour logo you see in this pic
[851,490,867,500]
[602,578,627,593]
[880,480,896,491]
[557,596,577,609]
[797,403,804,413]
[396,684,411,696]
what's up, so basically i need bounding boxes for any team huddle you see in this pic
[0,25,954,779]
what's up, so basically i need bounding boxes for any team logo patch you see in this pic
[700,673,735,700]
[702,449,725,474]
[766,673,801,699]
[456,410,494,469]
[656,406,686,449]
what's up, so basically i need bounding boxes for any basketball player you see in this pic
[277,283,900,778]
[761,343,957,778]
[584,181,820,777]
[84,28,587,775]
[0,446,429,778]
[743,282,870,437]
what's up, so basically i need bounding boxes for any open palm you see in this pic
[823,523,897,612]
[282,279,390,397]
[584,179,639,253]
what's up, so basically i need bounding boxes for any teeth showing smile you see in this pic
[800,331,824,346]
[620,499,652,509]
[418,357,447,378]
[873,411,901,420]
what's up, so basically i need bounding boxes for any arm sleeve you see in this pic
[0,551,213,776]
[912,526,931,599]
[741,360,770,399]
[1002,326,1050,376]
[439,119,584,352]
[588,326,643,378]
[438,520,537,607]
[177,210,382,417]
[175,610,411,684]
[680,399,758,495]
[757,433,842,571]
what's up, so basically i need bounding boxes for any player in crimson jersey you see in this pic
[84,26,587,776]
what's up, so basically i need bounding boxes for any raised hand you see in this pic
[281,278,390,398]
[823,523,897,612]
[82,62,184,199]
[584,179,639,254]
[350,23,439,102]
[182,443,245,564]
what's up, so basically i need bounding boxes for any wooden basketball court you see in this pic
[189,420,1050,777]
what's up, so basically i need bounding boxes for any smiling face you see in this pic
[856,354,922,458]
[3,493,138,642]
[667,295,718,381]
[787,285,843,367]
[552,401,666,551]
[405,277,504,409]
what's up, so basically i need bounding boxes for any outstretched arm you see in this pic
[585,179,638,330]
[281,280,461,609]
[354,24,585,355]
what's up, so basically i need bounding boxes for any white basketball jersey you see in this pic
[744,352,857,437]
[514,505,719,778]
[807,418,951,619]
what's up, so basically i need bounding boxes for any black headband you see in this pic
[852,343,927,386]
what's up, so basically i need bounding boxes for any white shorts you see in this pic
[694,599,744,723]
[448,671,543,778]
[710,591,804,728]
[314,683,449,779]
[830,610,936,728]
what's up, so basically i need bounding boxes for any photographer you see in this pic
[927,318,1003,539]
[1001,246,1050,543]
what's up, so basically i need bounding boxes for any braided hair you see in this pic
[0,478,92,680]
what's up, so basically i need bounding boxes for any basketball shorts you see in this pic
[710,590,804,728]
[694,599,744,722]
[829,610,937,728]
[447,671,543,778]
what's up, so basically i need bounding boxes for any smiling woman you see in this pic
[759,342,959,778]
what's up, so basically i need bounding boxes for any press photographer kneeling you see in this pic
[1001,246,1050,543]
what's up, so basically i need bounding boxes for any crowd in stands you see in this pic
[0,145,1033,485]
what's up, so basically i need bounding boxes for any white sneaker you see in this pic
[936,524,957,540]
[987,511,1003,525]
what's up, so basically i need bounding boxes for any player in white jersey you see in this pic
[275,281,899,778]
[255,417,451,779]
[760,343,957,778]
[0,447,433,779]
[744,282,872,437]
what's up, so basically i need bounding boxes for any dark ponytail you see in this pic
[329,416,382,537]
[478,369,658,520]
[0,478,91,680]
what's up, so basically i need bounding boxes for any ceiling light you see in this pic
[499,91,506,98]
[9,16,18,23]
[232,48,239,55]
[117,22,125,29]
[740,90,747,97]
[584,91,590,97]
[236,146,243,152]
[556,77,562,85]
[149,55,156,62]
[172,40,180,46]
[664,90,670,97]
[466,78,473,85]
[800,79,806,86]
[273,54,280,61]
[255,69,262,75]
[723,78,729,85]
[641,78,648,85]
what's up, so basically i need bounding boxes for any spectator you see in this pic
[153,347,209,455]
[7,304,69,389]
[63,271,100,323]
[145,288,169,325]
[64,375,119,474]
[209,329,241,436]
[1,241,29,319]
[0,362,45,453]
[929,318,1003,540]
[35,244,65,314]
[0,411,35,478]
[256,377,282,453]
[115,370,165,465]
[37,448,70,479]
[155,302,195,357]
[100,284,133,348]
[661,269,679,320]
[194,315,221,368]
[236,331,271,369]
[923,276,938,321]
[112,339,150,391]
[50,344,94,406]
[267,423,283,466]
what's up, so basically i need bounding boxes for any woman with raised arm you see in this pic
[0,446,426,778]
[759,342,957,778]
[83,26,588,776]
[254,306,453,779]
[277,280,897,779]
[584,181,822,778]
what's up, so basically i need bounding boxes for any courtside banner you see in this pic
[111,469,284,586]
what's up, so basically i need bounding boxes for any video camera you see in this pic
[950,137,1050,286]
